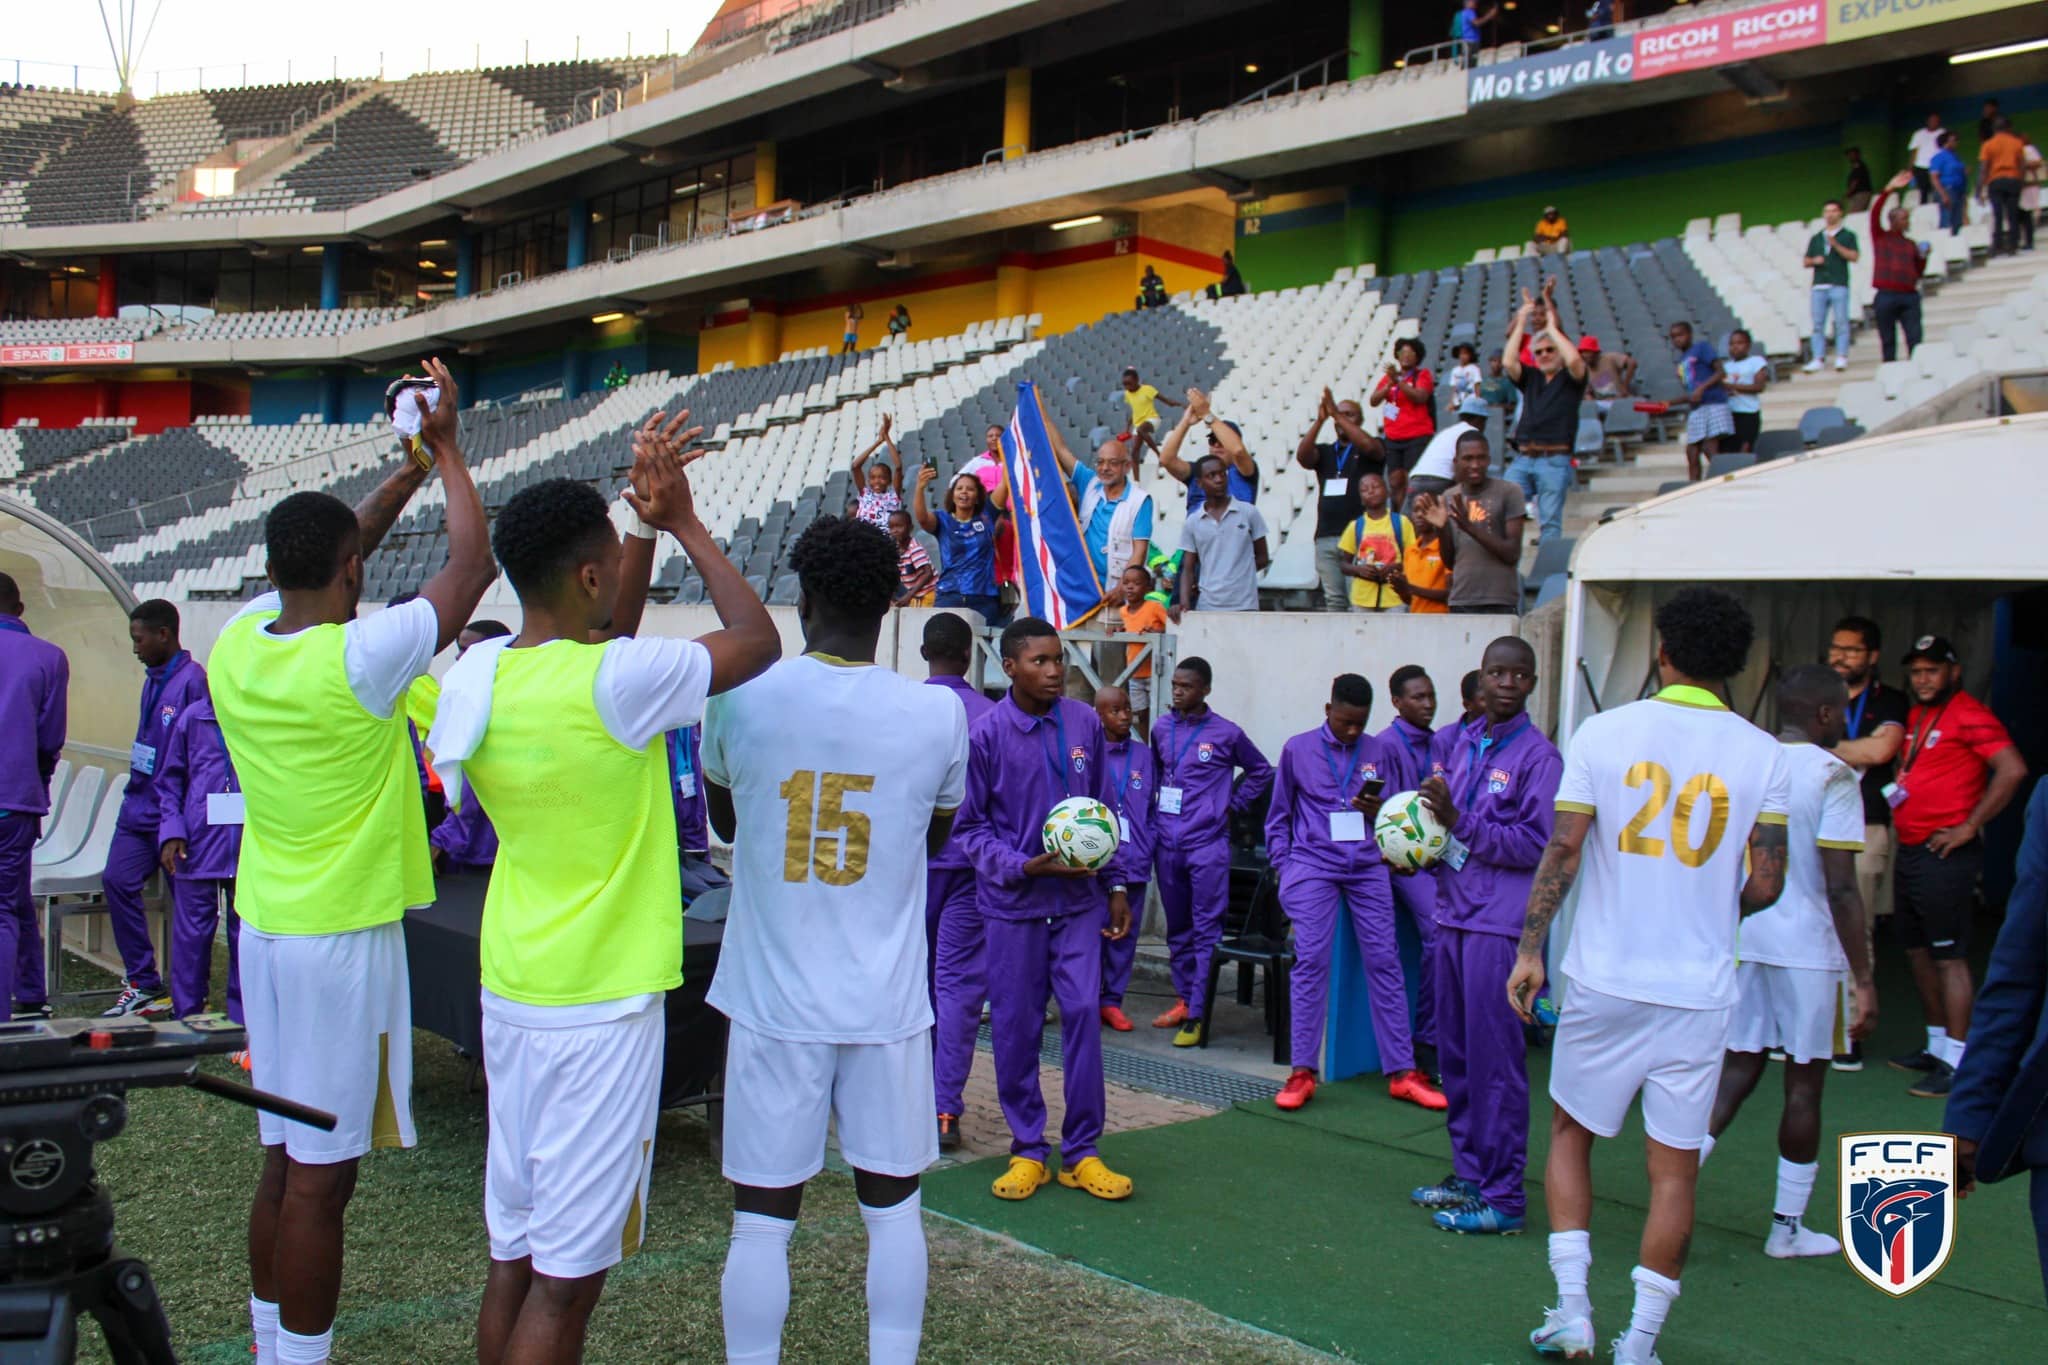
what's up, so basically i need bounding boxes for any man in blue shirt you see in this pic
[1931,131,1970,235]
[1454,1,1498,66]
[1159,390,1258,513]
[1071,441,1153,589]
[1667,322,1730,484]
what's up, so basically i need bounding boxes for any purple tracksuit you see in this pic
[925,673,996,1118]
[1432,711,1561,1219]
[1098,735,1156,1009]
[953,693,1133,1165]
[0,616,69,1013]
[665,725,732,899]
[1267,726,1411,1075]
[105,651,208,996]
[429,796,498,872]
[154,699,242,1021]
[1150,707,1271,1020]
[1378,716,1441,1047]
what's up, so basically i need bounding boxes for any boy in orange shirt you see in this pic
[1105,564,1169,732]
[1393,497,1452,614]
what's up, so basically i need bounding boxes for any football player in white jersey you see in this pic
[1701,664,1878,1259]
[1509,588,1791,1365]
[702,515,969,1365]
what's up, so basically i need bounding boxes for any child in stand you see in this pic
[851,416,904,529]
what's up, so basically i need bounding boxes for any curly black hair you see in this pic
[1655,587,1755,683]
[265,491,359,590]
[491,478,613,599]
[1331,672,1373,711]
[788,514,900,625]
[1388,663,1430,700]
[128,598,179,633]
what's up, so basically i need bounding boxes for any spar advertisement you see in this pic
[1630,1,1828,79]
[0,343,135,367]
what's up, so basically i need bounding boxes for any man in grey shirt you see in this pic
[1415,433,1524,614]
[1174,454,1269,616]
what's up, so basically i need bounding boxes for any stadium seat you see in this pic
[1797,407,1847,445]
[30,765,105,866]
[1752,429,1805,462]
[1706,450,1754,478]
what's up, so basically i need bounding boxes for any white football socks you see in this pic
[1773,1157,1818,1222]
[250,1296,279,1365]
[1548,1229,1593,1320]
[1942,1034,1967,1068]
[1617,1265,1678,1364]
[274,1326,332,1365]
[722,1211,796,1364]
[860,1192,929,1365]
[1926,1024,1948,1055]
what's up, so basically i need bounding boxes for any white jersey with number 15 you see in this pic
[1555,690,1791,1012]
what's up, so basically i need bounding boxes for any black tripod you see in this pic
[0,1017,334,1363]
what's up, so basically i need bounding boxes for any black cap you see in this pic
[1900,634,1958,666]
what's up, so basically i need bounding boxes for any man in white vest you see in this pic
[1069,438,1153,596]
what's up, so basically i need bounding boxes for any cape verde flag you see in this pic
[1002,382,1105,629]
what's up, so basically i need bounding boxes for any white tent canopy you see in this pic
[1559,413,2048,737]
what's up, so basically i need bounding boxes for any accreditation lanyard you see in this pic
[1166,714,1210,783]
[138,653,188,733]
[1457,714,1530,811]
[1039,705,1074,799]
[1898,698,1953,778]
[666,729,698,798]
[1844,686,1871,739]
[1321,730,1364,804]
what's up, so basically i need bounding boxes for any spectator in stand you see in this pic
[1296,387,1384,613]
[1908,112,1945,206]
[1408,404,1483,509]
[1980,116,2028,257]
[1160,388,1259,512]
[1502,282,1586,544]
[1137,266,1170,310]
[1478,352,1522,434]
[1391,507,1451,615]
[840,302,863,354]
[1826,615,1909,1072]
[1119,366,1181,460]
[1102,565,1168,730]
[1414,435,1524,615]
[603,361,630,391]
[888,509,935,607]
[1581,336,1637,414]
[1336,472,1412,613]
[1175,454,1270,617]
[1446,343,1484,411]
[914,465,1010,622]
[887,304,912,339]
[1932,132,1970,235]
[1219,250,1247,298]
[1979,99,2003,144]
[1454,1,1499,68]
[1531,206,1571,257]
[1586,0,1615,42]
[849,415,903,529]
[1802,200,1860,373]
[1057,433,1152,590]
[1869,171,1931,362]
[1669,321,1730,481]
[2021,131,2043,253]
[1720,330,1769,455]
[965,424,1022,605]
[1369,338,1436,510]
[1844,147,1874,212]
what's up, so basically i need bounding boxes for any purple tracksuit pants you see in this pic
[169,876,241,1022]
[101,823,165,994]
[0,816,43,1012]
[1097,881,1147,1008]
[1391,871,1438,1048]
[985,911,1106,1165]
[1155,840,1231,1018]
[930,868,984,1117]
[1434,926,1527,1217]
[1283,868,1414,1075]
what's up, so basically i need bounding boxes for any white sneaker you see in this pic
[101,981,168,1017]
[1800,358,1823,373]
[1530,1306,1596,1358]
[1833,356,1848,371]
[1765,1218,1843,1259]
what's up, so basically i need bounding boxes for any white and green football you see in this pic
[1042,796,1120,870]
[1374,789,1449,871]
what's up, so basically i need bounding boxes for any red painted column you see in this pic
[96,255,118,318]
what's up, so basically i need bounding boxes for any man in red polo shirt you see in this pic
[1887,634,2027,1100]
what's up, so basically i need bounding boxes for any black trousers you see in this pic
[1873,290,1923,362]
[1988,178,2025,254]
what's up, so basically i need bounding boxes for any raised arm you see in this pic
[1211,409,1255,478]
[408,358,497,652]
[1158,399,1202,485]
[1296,393,1330,471]
[604,412,693,640]
[1545,312,1588,382]
[1033,385,1079,477]
[912,464,940,535]
[1503,297,1531,383]
[1507,808,1591,1021]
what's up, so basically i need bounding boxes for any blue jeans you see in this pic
[1506,454,1570,542]
[1939,190,1965,234]
[935,590,1002,625]
[1810,284,1851,361]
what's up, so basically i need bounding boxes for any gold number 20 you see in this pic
[780,770,874,886]
[1617,761,1730,869]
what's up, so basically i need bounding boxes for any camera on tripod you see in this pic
[0,1014,335,1364]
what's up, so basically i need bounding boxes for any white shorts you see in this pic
[240,921,416,1164]
[484,999,664,1278]
[1549,983,1730,1150]
[1726,962,1849,1065]
[722,1019,937,1188]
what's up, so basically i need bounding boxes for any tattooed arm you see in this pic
[353,461,432,560]
[1823,845,1878,1040]
[1739,820,1789,914]
[1506,810,1591,1023]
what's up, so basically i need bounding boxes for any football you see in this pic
[1374,789,1450,871]
[1042,796,1120,870]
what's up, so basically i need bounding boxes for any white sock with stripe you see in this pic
[1773,1157,1818,1221]
[250,1296,279,1365]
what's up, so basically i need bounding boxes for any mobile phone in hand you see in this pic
[1362,777,1386,798]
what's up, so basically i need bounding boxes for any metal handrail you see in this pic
[1230,48,1352,107]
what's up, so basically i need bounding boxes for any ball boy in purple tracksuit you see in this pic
[1410,637,1562,1236]
[103,600,210,1017]
[429,619,512,877]
[1094,683,1156,1034]
[954,618,1137,1202]
[1267,675,1449,1114]
[155,696,243,1021]
[1378,664,1441,1051]
[923,614,997,1152]
[1149,657,1272,1046]
[0,571,68,1017]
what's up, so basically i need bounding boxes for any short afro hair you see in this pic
[129,598,179,633]
[1461,669,1481,704]
[1389,664,1430,700]
[266,491,360,591]
[464,619,513,640]
[1777,663,1846,725]
[1000,616,1059,661]
[1655,587,1755,684]
[491,478,613,599]
[923,611,975,663]
[789,515,899,625]
[1331,672,1373,712]
[1175,655,1213,688]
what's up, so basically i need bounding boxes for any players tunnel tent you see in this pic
[1556,413,2048,902]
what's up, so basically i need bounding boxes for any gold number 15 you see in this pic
[1617,761,1730,868]
[781,770,874,886]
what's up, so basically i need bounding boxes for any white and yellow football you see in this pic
[1374,789,1449,871]
[1042,796,1120,870]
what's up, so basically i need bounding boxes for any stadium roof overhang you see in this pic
[1558,413,2048,736]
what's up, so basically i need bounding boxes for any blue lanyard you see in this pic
[1039,705,1073,797]
[1167,714,1210,780]
[1110,744,1134,814]
[1320,730,1364,803]
[0,617,27,635]
[1458,714,1530,809]
[139,653,188,732]
[1397,721,1431,764]
[1845,686,1871,738]
[666,730,695,788]
[1333,441,1356,477]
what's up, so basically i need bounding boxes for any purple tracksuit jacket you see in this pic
[1098,733,1156,1008]
[153,696,243,1021]
[0,616,68,1014]
[1149,707,1272,853]
[1377,714,1441,1045]
[119,651,208,833]
[925,673,999,1116]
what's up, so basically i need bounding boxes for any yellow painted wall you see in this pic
[698,319,754,371]
[1029,250,1144,336]
[776,277,1000,355]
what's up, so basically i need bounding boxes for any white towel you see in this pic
[425,635,513,811]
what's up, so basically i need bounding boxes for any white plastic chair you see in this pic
[30,765,105,865]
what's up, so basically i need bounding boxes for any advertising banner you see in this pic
[1828,0,2040,42]
[1632,1,1828,79]
[0,343,135,366]
[1468,35,1635,105]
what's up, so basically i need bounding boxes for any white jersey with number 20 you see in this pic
[1555,690,1792,1011]
[701,655,968,1046]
